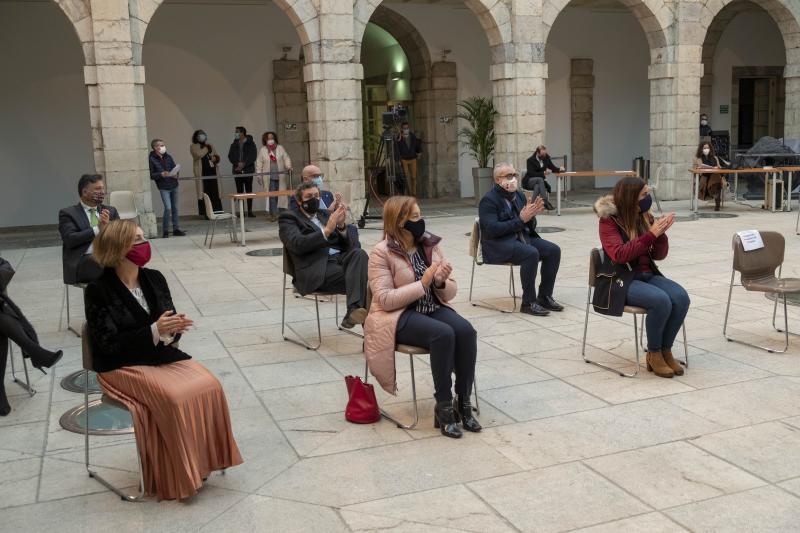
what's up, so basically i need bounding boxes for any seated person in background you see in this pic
[365,196,481,439]
[58,174,119,284]
[594,177,689,378]
[524,145,564,211]
[479,163,563,317]
[289,165,340,211]
[279,182,368,329]
[694,141,726,211]
[85,220,242,501]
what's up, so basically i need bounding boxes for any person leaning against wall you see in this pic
[148,139,186,238]
[190,129,222,217]
[255,131,292,221]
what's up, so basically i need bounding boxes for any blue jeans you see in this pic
[159,188,180,233]
[626,273,690,351]
[269,177,280,214]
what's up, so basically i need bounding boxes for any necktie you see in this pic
[90,208,98,228]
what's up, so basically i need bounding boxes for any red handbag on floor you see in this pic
[345,375,380,424]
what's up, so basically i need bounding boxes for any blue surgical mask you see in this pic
[311,175,324,189]
[639,194,653,214]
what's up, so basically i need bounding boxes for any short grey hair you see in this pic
[150,138,164,150]
[493,162,515,179]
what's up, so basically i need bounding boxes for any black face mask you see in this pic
[403,218,426,241]
[301,197,320,215]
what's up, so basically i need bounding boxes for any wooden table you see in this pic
[552,170,638,215]
[777,166,800,212]
[229,190,294,246]
[689,168,782,213]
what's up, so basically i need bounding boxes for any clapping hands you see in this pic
[649,213,675,237]
[520,196,545,222]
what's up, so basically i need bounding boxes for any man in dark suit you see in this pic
[279,182,368,329]
[525,145,564,211]
[58,174,120,284]
[479,163,562,316]
[228,126,258,217]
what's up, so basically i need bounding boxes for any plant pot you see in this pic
[472,167,493,206]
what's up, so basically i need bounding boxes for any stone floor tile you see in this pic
[0,420,45,461]
[259,380,348,421]
[519,345,629,378]
[689,421,800,482]
[778,477,800,497]
[480,379,606,421]
[381,397,515,440]
[243,358,341,391]
[0,456,40,509]
[0,387,52,428]
[341,485,515,532]
[481,328,578,355]
[473,357,552,390]
[469,462,651,532]
[37,455,141,502]
[200,494,348,532]
[664,486,800,532]
[571,512,688,532]
[672,351,773,389]
[563,369,695,404]
[584,441,765,509]
[228,340,320,367]
[260,437,520,507]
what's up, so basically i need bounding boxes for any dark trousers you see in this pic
[203,177,222,212]
[75,254,103,283]
[396,306,477,402]
[235,176,254,213]
[509,235,561,304]
[0,313,57,363]
[526,176,549,201]
[315,249,368,310]
[626,273,690,351]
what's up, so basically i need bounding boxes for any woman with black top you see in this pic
[85,219,242,500]
[694,142,726,211]
[190,129,222,215]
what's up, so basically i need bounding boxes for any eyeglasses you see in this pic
[502,173,519,179]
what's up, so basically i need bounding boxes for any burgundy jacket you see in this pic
[594,195,668,272]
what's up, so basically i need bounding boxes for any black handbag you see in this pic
[591,249,634,317]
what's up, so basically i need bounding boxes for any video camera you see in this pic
[381,104,408,130]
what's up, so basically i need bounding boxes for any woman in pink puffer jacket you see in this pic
[364,196,481,439]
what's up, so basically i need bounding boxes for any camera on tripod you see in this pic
[381,105,408,132]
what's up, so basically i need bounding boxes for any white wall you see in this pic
[0,1,93,228]
[143,2,302,216]
[382,3,492,196]
[709,11,785,131]
[545,8,651,187]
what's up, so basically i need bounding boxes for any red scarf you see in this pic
[269,146,277,162]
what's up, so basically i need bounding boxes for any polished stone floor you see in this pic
[2,198,800,532]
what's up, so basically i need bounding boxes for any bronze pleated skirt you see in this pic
[98,360,243,501]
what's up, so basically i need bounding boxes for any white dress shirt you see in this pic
[309,214,340,256]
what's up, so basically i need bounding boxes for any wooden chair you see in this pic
[468,217,517,313]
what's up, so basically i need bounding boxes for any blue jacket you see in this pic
[478,185,539,264]
[148,151,179,190]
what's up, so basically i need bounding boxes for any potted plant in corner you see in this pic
[457,96,498,206]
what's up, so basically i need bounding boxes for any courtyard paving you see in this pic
[2,198,800,532]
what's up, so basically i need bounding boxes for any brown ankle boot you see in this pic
[646,351,674,378]
[662,349,684,376]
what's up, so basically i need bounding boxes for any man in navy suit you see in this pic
[58,174,120,284]
[478,163,562,316]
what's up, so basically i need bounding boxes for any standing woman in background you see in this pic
[694,141,725,211]
[255,131,292,221]
[190,130,222,216]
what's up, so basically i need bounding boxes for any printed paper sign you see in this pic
[737,230,764,252]
[167,163,181,177]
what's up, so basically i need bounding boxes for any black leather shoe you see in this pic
[537,295,564,312]
[434,400,462,438]
[173,229,187,237]
[544,199,556,211]
[453,395,482,432]
[162,232,169,238]
[520,302,550,316]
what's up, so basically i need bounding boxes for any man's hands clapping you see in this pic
[520,196,545,223]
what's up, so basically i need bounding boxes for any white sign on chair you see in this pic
[737,230,765,252]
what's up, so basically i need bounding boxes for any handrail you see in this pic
[172,169,294,181]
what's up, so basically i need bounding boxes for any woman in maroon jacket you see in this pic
[594,177,689,378]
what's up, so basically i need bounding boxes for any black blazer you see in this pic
[84,268,190,373]
[525,154,560,186]
[58,203,120,285]
[278,209,353,295]
[478,185,539,264]
[227,135,258,175]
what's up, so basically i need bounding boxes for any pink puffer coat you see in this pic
[364,235,457,394]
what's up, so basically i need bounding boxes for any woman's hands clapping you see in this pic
[156,310,194,336]
[648,213,675,237]
[434,262,453,288]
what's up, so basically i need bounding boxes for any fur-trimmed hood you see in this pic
[594,195,617,219]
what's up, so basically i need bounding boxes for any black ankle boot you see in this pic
[453,395,482,433]
[433,400,462,438]
[29,349,63,374]
[0,391,9,416]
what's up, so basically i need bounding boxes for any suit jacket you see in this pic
[84,268,190,373]
[278,208,353,295]
[478,185,539,264]
[58,203,120,285]
[525,154,560,186]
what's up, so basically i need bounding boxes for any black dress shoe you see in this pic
[520,302,550,316]
[173,229,187,237]
[162,232,169,238]
[434,400,462,438]
[544,199,556,211]
[247,212,256,218]
[453,395,482,432]
[537,295,564,312]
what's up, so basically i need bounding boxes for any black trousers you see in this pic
[315,249,368,310]
[203,177,222,212]
[234,176,254,213]
[395,306,477,402]
[75,254,103,283]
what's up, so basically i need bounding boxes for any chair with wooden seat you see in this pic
[81,322,145,502]
[468,217,517,313]
[581,248,688,377]
[362,287,480,429]
[723,231,800,353]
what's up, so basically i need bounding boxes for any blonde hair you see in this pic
[93,219,138,268]
[382,196,418,251]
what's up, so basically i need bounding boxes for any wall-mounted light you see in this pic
[390,72,403,81]
[439,116,453,124]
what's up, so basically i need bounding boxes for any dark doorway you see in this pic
[737,77,775,146]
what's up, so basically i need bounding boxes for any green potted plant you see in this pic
[457,96,498,205]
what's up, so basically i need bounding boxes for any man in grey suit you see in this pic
[278,181,368,329]
[58,174,120,284]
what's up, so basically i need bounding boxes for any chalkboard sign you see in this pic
[720,105,729,114]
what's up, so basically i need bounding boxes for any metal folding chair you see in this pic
[9,343,35,396]
[468,217,517,313]
[62,283,87,337]
[581,248,688,377]
[202,193,236,249]
[723,231,800,353]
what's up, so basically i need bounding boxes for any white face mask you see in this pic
[702,148,711,156]
[267,139,276,147]
[502,177,518,192]
[197,134,207,143]
[700,120,708,126]
[158,146,166,155]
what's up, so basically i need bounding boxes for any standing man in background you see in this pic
[396,121,422,196]
[228,126,258,218]
[149,139,185,238]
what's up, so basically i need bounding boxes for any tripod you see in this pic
[358,129,406,228]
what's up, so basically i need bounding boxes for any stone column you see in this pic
[425,62,459,198]
[273,59,310,177]
[783,67,800,139]
[410,72,436,198]
[570,59,594,190]
[86,0,155,235]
